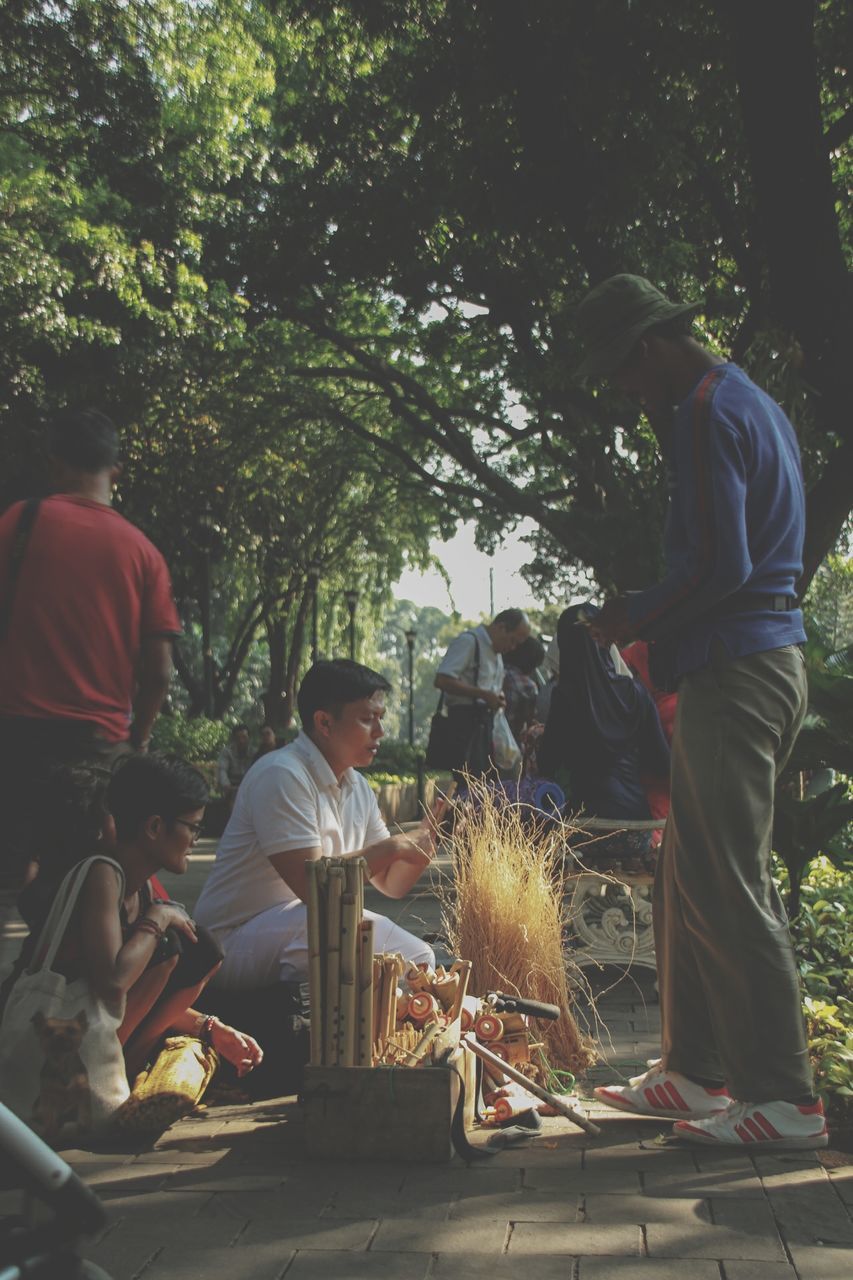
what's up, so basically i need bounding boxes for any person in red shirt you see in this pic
[620,639,678,838]
[0,409,181,890]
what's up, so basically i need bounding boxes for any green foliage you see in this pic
[363,737,423,777]
[244,0,852,594]
[1,0,851,726]
[150,712,231,762]
[803,998,853,1119]
[773,783,853,916]
[804,550,853,655]
[783,860,853,1121]
[365,771,417,788]
[774,623,853,912]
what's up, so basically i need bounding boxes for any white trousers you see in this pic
[212,900,435,990]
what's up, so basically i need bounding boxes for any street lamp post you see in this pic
[344,588,359,660]
[404,627,417,747]
[307,559,321,663]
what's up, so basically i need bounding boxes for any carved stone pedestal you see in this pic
[565,871,656,972]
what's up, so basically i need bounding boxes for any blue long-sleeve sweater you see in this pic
[626,363,807,679]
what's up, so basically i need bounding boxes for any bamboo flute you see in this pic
[463,1035,601,1136]
[338,891,359,1066]
[305,858,324,1066]
[385,955,400,1044]
[344,856,365,907]
[357,921,374,1066]
[371,955,382,1056]
[324,866,344,1066]
[446,959,472,1025]
[376,954,394,1057]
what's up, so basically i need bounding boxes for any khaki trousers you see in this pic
[656,643,813,1102]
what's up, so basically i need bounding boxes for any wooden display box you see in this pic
[302,1044,476,1163]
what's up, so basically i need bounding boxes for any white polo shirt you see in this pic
[436,624,504,707]
[194,731,389,941]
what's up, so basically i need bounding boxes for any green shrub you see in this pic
[365,771,418,788]
[363,738,423,776]
[803,997,853,1120]
[780,857,853,1123]
[150,713,231,763]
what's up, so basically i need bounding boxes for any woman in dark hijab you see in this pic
[538,603,670,822]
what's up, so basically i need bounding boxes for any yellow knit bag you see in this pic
[113,1035,219,1134]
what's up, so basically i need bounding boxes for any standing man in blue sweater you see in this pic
[576,275,825,1149]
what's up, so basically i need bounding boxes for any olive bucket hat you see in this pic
[574,273,702,380]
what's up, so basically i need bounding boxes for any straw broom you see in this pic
[439,775,594,1075]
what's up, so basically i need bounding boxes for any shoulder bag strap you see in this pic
[0,497,41,643]
[28,855,126,976]
[434,630,482,712]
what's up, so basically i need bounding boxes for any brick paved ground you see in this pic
[2,846,851,1279]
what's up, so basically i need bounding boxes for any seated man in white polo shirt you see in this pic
[194,660,436,989]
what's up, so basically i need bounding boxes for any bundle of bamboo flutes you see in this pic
[306,855,473,1069]
[306,855,374,1067]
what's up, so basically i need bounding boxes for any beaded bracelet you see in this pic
[199,1015,217,1045]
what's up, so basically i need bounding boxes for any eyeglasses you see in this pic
[173,818,204,842]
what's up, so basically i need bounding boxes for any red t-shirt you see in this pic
[0,495,181,742]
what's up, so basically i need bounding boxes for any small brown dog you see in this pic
[30,1010,92,1141]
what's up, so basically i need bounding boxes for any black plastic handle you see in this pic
[490,993,561,1021]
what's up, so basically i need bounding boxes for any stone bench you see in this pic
[563,817,665,974]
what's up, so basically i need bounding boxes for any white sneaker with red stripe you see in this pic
[594,1060,731,1121]
[673,1098,828,1149]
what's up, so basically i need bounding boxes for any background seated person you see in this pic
[538,604,670,864]
[6,755,261,1089]
[194,660,437,992]
[253,723,279,763]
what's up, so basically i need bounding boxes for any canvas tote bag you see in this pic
[0,856,131,1143]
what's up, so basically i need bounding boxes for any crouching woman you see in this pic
[1,754,262,1141]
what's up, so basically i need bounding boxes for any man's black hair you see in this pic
[107,753,209,841]
[505,634,545,675]
[48,408,120,472]
[297,660,391,732]
[492,607,527,631]
[231,723,250,737]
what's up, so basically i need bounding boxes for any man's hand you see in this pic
[589,597,635,647]
[482,689,506,712]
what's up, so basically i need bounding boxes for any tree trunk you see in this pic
[720,0,853,587]
[214,603,268,720]
[173,642,205,718]
[265,613,288,727]
[282,588,312,729]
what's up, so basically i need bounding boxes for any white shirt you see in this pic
[436,624,504,707]
[194,731,390,940]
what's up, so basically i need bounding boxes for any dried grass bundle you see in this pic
[439,777,595,1076]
